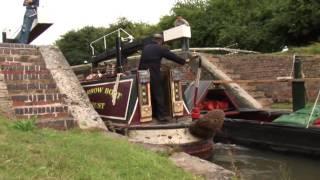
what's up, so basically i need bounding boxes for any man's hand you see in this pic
[186,53,199,63]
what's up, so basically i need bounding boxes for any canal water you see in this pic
[211,143,320,180]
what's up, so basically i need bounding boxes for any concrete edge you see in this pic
[38,45,107,130]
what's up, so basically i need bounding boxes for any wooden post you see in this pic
[292,56,306,111]
[199,54,262,109]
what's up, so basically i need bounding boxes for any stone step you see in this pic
[14,104,69,117]
[11,93,66,103]
[15,112,72,121]
[5,78,54,84]
[0,43,37,49]
[0,55,43,63]
[8,89,61,96]
[0,64,47,71]
[6,81,56,90]
[0,47,40,56]
[1,70,50,75]
[12,99,66,107]
[0,61,45,67]
[3,72,51,81]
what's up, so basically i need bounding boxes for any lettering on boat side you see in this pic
[91,102,106,110]
[86,87,123,100]
[82,79,133,121]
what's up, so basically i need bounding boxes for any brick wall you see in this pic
[73,53,320,105]
[207,54,320,103]
[0,43,74,129]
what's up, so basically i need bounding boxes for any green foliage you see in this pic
[159,0,320,52]
[55,26,106,65]
[0,117,198,179]
[11,119,36,132]
[56,0,320,63]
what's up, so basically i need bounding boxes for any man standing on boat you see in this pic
[139,33,187,123]
[18,0,39,44]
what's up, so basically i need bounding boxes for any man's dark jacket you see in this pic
[139,41,186,72]
[139,41,186,119]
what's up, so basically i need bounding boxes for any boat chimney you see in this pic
[116,30,123,73]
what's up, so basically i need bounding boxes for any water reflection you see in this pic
[211,143,320,180]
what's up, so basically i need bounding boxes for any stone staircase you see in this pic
[0,43,73,127]
[207,56,273,108]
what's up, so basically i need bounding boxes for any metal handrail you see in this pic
[89,28,134,57]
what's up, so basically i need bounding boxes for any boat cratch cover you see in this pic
[273,106,320,127]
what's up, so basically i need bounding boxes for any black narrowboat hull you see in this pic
[215,111,320,155]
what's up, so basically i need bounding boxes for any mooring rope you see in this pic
[306,88,320,128]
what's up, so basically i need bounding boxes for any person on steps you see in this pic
[18,0,39,44]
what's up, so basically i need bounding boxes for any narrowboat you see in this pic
[78,27,223,159]
[192,57,320,156]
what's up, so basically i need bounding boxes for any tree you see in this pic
[56,18,157,65]
[55,26,106,65]
[158,0,320,52]
[57,0,320,59]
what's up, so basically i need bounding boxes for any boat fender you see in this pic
[313,118,320,126]
[191,107,201,120]
[189,109,225,139]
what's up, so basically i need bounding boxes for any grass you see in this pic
[271,102,316,110]
[271,103,293,110]
[0,117,200,180]
[274,42,320,55]
[288,42,320,55]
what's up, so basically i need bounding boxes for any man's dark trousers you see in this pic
[149,69,168,120]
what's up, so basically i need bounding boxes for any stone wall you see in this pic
[208,54,320,103]
[40,46,105,130]
[72,53,320,105]
[0,73,13,117]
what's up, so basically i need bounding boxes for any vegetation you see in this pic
[0,117,199,179]
[55,18,158,65]
[56,0,320,65]
[285,42,320,55]
[271,103,293,110]
[166,0,320,52]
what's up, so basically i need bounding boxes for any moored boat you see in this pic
[78,27,223,159]
[215,108,320,156]
[193,56,320,156]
